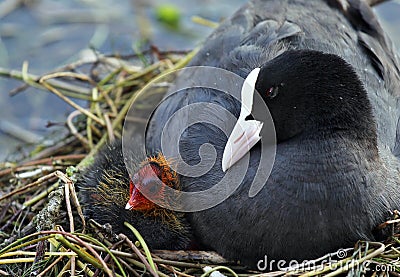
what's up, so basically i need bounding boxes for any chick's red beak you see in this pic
[125,164,160,211]
[125,180,140,210]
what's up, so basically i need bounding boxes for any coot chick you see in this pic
[136,0,400,269]
[77,140,192,250]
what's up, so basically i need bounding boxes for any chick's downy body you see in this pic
[77,141,193,250]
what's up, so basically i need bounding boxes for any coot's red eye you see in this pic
[266,87,274,97]
[266,86,279,98]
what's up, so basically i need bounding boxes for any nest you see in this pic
[1,46,400,277]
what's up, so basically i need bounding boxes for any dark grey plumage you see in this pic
[145,0,400,268]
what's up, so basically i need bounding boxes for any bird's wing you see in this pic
[329,0,400,155]
[329,0,400,96]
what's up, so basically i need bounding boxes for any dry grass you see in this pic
[1,47,400,276]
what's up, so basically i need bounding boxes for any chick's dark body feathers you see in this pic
[77,141,192,250]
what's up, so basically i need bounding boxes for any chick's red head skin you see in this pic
[125,154,179,212]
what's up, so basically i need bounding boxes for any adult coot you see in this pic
[128,0,400,269]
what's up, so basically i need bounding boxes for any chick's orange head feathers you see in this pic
[125,154,179,211]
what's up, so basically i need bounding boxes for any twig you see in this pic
[54,171,85,231]
[0,208,23,232]
[0,0,24,19]
[0,67,92,99]
[9,83,29,96]
[62,237,216,270]
[60,171,76,275]
[104,113,115,143]
[37,255,64,277]
[23,183,57,207]
[40,71,94,85]
[159,264,195,277]
[124,222,158,273]
[0,154,85,177]
[26,135,80,161]
[75,259,96,277]
[0,202,11,223]
[30,240,46,277]
[66,109,90,149]
[191,15,219,28]
[73,233,127,277]
[51,231,114,277]
[119,233,159,277]
[152,250,228,264]
[56,259,71,277]
[0,258,36,264]
[0,120,43,144]
[93,239,125,277]
[0,251,77,258]
[39,80,104,126]
[378,218,400,229]
[15,166,55,179]
[0,269,10,276]
[104,48,191,60]
[367,0,390,6]
[0,172,58,202]
[118,257,141,277]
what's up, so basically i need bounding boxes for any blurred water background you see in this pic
[0,0,399,161]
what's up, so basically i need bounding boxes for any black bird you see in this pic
[79,0,400,270]
[130,0,400,269]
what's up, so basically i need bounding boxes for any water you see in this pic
[0,0,399,161]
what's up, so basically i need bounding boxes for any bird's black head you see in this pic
[255,50,376,144]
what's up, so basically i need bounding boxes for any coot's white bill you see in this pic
[222,68,263,172]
